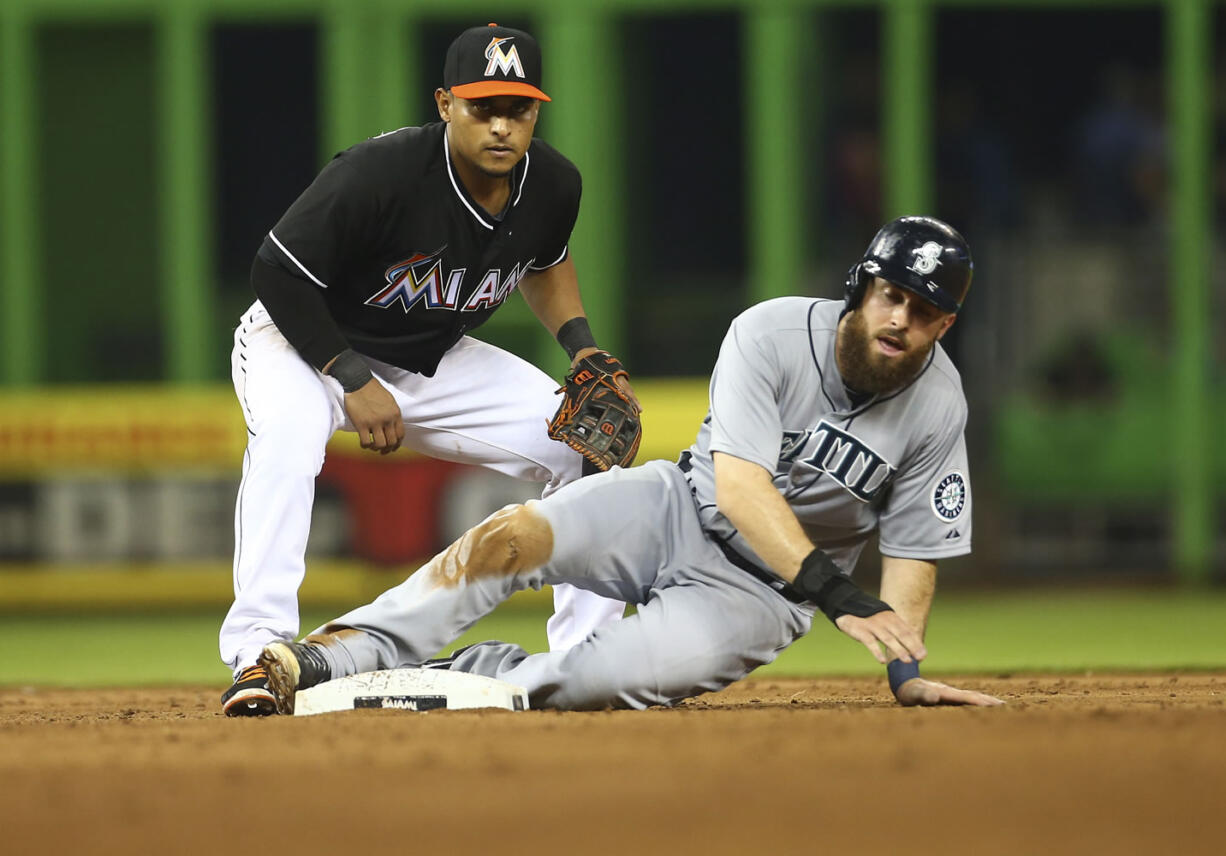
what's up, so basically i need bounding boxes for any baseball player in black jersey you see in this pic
[221,24,635,716]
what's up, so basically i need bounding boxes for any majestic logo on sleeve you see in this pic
[484,37,525,79]
[367,250,533,313]
[784,420,896,502]
[931,472,967,521]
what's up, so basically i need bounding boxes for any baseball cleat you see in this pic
[258,641,332,715]
[221,664,277,717]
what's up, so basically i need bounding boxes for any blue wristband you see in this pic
[887,659,921,694]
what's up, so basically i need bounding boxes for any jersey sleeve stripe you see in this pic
[529,244,568,271]
[267,231,328,289]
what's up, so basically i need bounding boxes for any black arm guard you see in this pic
[792,548,892,624]
[250,256,350,371]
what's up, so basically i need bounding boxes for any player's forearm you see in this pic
[519,256,588,337]
[712,452,813,581]
[251,256,350,371]
[878,557,937,637]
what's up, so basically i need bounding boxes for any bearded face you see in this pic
[835,278,954,396]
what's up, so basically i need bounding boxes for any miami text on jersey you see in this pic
[368,251,535,313]
[781,420,897,502]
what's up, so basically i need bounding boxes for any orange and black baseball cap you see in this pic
[443,23,551,102]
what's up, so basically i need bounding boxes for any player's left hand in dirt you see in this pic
[344,379,404,455]
[893,677,1005,707]
[835,610,927,665]
[547,351,642,472]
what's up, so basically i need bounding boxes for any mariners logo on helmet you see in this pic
[843,216,973,317]
[908,242,944,277]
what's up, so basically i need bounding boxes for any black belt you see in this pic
[678,452,810,606]
[713,538,811,606]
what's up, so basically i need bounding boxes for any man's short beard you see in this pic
[476,162,514,179]
[836,309,934,395]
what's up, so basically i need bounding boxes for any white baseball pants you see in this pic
[220,302,623,674]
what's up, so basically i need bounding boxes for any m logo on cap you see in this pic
[484,37,526,79]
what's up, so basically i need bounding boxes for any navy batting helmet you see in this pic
[843,216,973,315]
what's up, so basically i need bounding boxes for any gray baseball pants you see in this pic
[311,460,815,709]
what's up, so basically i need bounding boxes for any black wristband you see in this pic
[556,317,598,360]
[792,548,892,624]
[887,659,922,694]
[326,349,373,393]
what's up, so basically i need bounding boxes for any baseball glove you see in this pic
[547,351,641,472]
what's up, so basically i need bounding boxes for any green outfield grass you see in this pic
[2,587,1224,687]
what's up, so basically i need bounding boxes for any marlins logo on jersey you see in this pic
[368,249,535,313]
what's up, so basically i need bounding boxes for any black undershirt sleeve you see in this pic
[250,255,350,371]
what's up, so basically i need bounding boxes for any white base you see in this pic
[292,668,530,717]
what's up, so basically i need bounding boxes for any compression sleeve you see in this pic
[250,255,350,371]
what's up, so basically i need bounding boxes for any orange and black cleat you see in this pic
[221,664,277,717]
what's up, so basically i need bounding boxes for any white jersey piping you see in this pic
[268,231,328,289]
[444,130,493,230]
[443,128,529,230]
[530,244,568,270]
[513,149,530,207]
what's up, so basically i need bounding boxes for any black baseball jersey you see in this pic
[256,122,581,376]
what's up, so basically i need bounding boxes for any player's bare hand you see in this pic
[835,610,927,665]
[344,379,404,454]
[894,677,1005,707]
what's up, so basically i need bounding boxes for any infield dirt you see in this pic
[2,673,1223,855]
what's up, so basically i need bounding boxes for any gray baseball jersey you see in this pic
[683,296,971,574]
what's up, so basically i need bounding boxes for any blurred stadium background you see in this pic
[1,0,1223,683]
